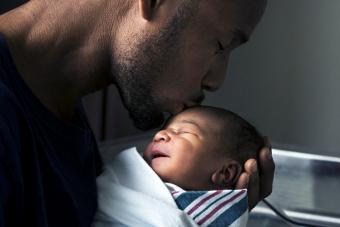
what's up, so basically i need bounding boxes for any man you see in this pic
[0,0,274,226]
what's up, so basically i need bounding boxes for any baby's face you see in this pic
[143,110,225,190]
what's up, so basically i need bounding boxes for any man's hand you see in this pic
[235,137,275,210]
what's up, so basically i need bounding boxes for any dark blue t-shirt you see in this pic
[0,35,102,227]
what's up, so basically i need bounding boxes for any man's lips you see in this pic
[170,98,203,115]
[171,104,185,115]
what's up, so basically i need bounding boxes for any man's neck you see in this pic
[0,0,119,120]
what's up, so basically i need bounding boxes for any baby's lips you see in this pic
[150,144,171,159]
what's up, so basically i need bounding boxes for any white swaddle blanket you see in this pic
[93,147,248,227]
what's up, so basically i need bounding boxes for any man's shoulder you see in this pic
[0,81,22,118]
[0,82,26,141]
[0,82,26,163]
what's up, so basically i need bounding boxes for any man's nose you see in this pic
[153,130,171,142]
[202,55,230,91]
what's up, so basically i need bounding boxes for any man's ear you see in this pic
[211,160,242,188]
[139,0,163,20]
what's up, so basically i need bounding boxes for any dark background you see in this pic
[0,0,26,14]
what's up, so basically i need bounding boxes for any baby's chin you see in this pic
[157,175,212,191]
[142,155,226,190]
[163,176,232,191]
[149,165,172,184]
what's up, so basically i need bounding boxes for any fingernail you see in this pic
[265,149,272,160]
[251,161,258,173]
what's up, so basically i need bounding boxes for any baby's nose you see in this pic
[153,130,170,142]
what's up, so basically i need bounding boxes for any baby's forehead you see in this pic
[166,109,224,131]
[167,110,202,124]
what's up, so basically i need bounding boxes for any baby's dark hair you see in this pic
[185,106,265,164]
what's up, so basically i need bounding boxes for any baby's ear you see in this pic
[211,160,242,189]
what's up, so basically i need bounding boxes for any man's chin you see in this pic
[131,113,165,130]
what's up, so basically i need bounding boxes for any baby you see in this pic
[94,105,265,227]
[143,105,264,191]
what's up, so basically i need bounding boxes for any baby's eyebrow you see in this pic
[178,119,203,133]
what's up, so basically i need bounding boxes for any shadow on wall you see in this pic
[204,0,340,157]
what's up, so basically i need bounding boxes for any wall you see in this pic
[204,0,340,157]
[0,0,25,14]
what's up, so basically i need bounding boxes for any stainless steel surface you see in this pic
[247,149,340,226]
[100,136,340,226]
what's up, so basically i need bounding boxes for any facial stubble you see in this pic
[113,3,195,130]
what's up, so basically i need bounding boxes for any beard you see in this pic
[114,63,164,130]
[112,6,195,130]
[112,36,174,130]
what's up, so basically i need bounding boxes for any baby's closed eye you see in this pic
[167,128,190,134]
[178,130,190,134]
[167,127,199,137]
[177,129,199,138]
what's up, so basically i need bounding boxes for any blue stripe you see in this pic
[207,195,248,227]
[193,190,234,220]
[175,191,207,210]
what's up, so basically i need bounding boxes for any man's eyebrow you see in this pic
[233,28,249,44]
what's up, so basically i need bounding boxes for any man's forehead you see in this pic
[200,0,267,17]
[198,0,267,39]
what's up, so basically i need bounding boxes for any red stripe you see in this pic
[197,190,246,225]
[187,190,222,215]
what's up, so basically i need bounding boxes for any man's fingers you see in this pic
[244,159,259,210]
[264,136,271,148]
[240,138,275,210]
[259,146,275,199]
[235,172,249,189]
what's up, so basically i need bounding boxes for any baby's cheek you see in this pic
[157,162,189,186]
[151,159,175,181]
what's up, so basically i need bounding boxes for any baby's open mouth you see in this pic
[150,149,170,159]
